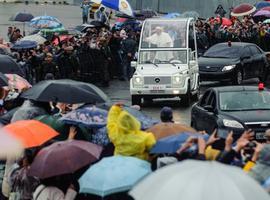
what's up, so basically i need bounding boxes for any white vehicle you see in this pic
[130,18,200,106]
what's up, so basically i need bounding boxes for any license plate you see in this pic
[150,90,165,94]
[150,85,165,90]
[256,132,266,140]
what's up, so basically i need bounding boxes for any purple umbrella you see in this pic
[28,140,103,179]
[254,9,270,17]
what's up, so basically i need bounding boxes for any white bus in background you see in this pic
[130,18,200,106]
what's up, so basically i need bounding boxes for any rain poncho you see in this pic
[107,106,156,160]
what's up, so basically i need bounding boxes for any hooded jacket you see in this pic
[107,105,156,160]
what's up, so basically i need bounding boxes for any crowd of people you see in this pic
[0,4,270,200]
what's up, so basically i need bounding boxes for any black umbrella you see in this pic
[10,12,34,22]
[0,55,24,76]
[62,80,110,103]
[20,80,105,104]
[0,72,9,87]
[89,20,109,29]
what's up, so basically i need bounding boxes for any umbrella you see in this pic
[31,15,61,23]
[255,1,270,10]
[263,18,270,23]
[129,160,270,200]
[35,115,69,140]
[211,17,232,26]
[0,130,23,159]
[20,79,105,104]
[162,12,181,19]
[21,34,46,45]
[30,15,62,30]
[52,35,73,45]
[124,106,159,130]
[0,72,9,87]
[3,120,59,148]
[231,3,256,17]
[254,9,270,17]
[181,11,199,19]
[150,132,209,154]
[261,6,270,11]
[79,156,151,197]
[91,0,133,16]
[0,55,24,76]
[28,140,103,179]
[147,123,196,140]
[5,74,31,91]
[115,13,135,19]
[66,80,110,103]
[11,40,38,51]
[90,127,110,146]
[89,20,108,28]
[10,12,34,22]
[60,105,108,129]
[10,12,34,35]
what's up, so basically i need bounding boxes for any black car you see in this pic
[199,42,269,85]
[191,85,270,140]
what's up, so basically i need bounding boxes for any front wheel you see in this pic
[131,95,141,106]
[181,84,191,107]
[232,69,243,85]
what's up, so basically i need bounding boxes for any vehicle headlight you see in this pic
[172,76,181,84]
[222,65,236,72]
[133,77,143,87]
[223,119,244,129]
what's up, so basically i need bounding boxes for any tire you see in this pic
[232,69,243,85]
[192,81,200,101]
[143,97,153,105]
[131,95,141,106]
[181,83,191,107]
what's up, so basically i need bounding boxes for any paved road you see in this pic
[102,78,263,126]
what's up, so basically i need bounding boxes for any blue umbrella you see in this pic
[124,106,159,130]
[29,15,62,29]
[162,12,181,19]
[79,156,151,197]
[91,0,133,16]
[150,132,209,154]
[11,40,37,51]
[60,105,108,129]
[255,1,270,10]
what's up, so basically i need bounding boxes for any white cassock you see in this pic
[146,32,174,61]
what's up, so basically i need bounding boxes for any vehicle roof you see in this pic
[213,42,256,47]
[144,18,193,22]
[211,86,269,93]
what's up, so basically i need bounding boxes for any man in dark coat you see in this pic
[41,53,58,80]
[120,31,137,81]
[57,46,79,79]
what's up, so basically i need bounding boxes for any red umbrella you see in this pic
[231,3,256,17]
[28,140,103,179]
[52,35,73,45]
[211,17,232,26]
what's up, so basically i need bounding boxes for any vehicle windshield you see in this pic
[139,50,187,64]
[219,91,270,111]
[203,45,241,58]
[141,20,187,48]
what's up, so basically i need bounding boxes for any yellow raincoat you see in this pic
[107,105,156,160]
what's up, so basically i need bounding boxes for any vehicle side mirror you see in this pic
[131,61,137,68]
[204,105,214,112]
